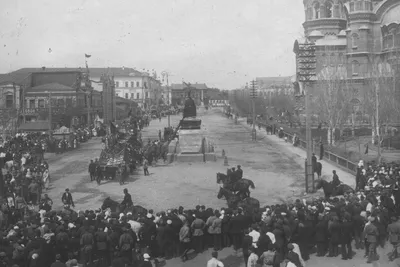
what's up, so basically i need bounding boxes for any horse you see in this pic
[315,179,355,199]
[101,197,147,215]
[313,162,322,178]
[217,187,260,216]
[216,172,255,198]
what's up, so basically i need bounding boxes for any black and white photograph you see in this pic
[0,0,400,266]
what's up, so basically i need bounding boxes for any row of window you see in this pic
[120,92,149,99]
[349,0,372,12]
[115,81,147,88]
[306,1,342,20]
[383,27,400,50]
[24,98,102,109]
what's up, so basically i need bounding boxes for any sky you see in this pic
[0,0,304,89]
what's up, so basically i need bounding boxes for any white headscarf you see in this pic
[266,232,275,244]
[292,243,306,267]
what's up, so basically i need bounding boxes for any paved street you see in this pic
[41,107,396,267]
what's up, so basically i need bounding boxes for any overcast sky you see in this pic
[0,0,304,89]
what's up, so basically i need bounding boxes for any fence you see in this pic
[255,120,358,175]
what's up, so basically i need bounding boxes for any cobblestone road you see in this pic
[44,108,394,267]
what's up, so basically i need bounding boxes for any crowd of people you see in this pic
[3,114,400,267]
[0,159,399,267]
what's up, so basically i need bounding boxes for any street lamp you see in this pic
[294,39,317,193]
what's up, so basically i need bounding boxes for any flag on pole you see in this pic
[85,54,91,58]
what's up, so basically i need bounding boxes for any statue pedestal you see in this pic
[180,117,201,130]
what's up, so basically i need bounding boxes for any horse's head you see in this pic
[101,197,111,210]
[315,179,323,190]
[216,173,221,184]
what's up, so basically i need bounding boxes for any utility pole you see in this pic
[161,71,170,127]
[294,39,317,193]
[376,81,381,163]
[250,79,258,141]
[87,92,91,125]
[48,91,52,132]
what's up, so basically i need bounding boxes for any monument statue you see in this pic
[183,91,197,118]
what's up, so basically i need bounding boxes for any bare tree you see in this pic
[363,55,400,162]
[313,54,352,145]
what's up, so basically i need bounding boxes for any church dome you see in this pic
[381,4,400,27]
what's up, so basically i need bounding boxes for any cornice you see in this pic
[303,18,347,28]
[348,12,376,22]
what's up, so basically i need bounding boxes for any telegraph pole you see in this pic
[294,39,317,193]
[48,91,52,132]
[250,79,258,141]
[161,71,171,127]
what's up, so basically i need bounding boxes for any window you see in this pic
[313,2,320,19]
[352,33,359,48]
[365,1,372,11]
[325,1,333,18]
[144,82,147,88]
[38,99,45,108]
[115,81,120,87]
[145,92,149,98]
[137,93,140,99]
[352,60,360,75]
[125,82,128,87]
[307,7,313,20]
[387,34,394,48]
[136,81,139,87]
[57,99,64,107]
[131,82,134,87]
[5,95,13,108]
[125,93,128,99]
[355,0,362,11]
[396,28,400,47]
[29,99,35,108]
[350,2,354,12]
[131,93,134,99]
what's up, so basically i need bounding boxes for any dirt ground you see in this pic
[44,108,396,267]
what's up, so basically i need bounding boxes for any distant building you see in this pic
[170,83,208,106]
[255,76,296,98]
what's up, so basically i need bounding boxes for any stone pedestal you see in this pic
[180,117,202,130]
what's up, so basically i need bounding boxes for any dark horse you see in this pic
[101,197,147,215]
[315,179,355,198]
[216,172,255,198]
[217,187,260,216]
[313,162,322,178]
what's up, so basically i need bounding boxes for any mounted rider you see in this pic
[120,188,133,211]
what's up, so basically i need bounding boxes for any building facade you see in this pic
[256,76,296,99]
[170,83,208,106]
[297,0,400,123]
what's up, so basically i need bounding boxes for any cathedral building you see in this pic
[296,0,400,123]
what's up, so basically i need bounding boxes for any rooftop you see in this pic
[0,67,147,85]
[170,83,208,90]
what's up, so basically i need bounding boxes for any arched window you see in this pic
[350,2,355,12]
[352,33,359,48]
[307,7,313,20]
[352,60,360,75]
[325,1,333,18]
[313,2,320,19]
[355,0,362,11]
[395,26,400,47]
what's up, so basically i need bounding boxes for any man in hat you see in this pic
[62,189,75,208]
[363,216,379,263]
[236,165,243,179]
[120,188,133,211]
[388,216,400,261]
[207,251,224,267]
